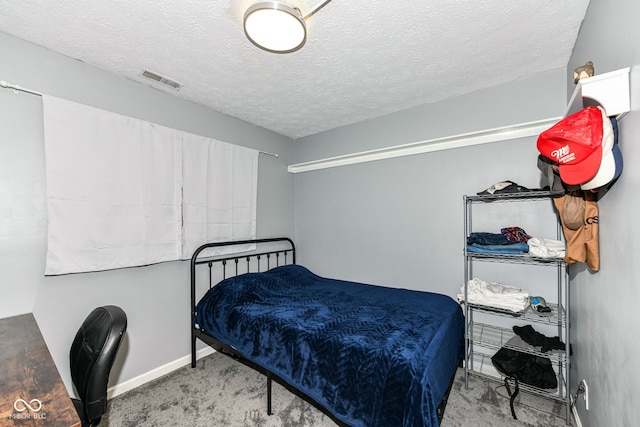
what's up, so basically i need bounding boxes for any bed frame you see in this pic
[190,238,456,426]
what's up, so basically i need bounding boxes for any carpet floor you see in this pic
[102,351,573,426]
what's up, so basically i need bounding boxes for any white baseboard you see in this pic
[107,346,216,399]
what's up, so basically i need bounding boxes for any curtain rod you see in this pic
[0,79,43,96]
[1,79,279,158]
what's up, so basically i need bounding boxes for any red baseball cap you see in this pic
[537,106,604,185]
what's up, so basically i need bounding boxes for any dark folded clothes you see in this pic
[467,232,510,245]
[501,226,531,243]
[467,242,529,254]
[513,325,566,353]
[477,181,532,195]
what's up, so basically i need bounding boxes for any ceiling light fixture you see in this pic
[243,0,333,54]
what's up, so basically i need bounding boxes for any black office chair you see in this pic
[70,305,127,427]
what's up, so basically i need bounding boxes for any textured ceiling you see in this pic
[0,0,590,139]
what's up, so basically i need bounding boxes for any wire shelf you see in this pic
[470,323,567,364]
[467,351,568,400]
[465,251,564,265]
[466,302,566,327]
[465,190,563,203]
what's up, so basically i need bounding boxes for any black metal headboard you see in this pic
[190,237,296,364]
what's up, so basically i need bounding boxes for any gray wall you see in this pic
[293,69,567,298]
[0,32,294,395]
[567,0,640,426]
[293,0,640,424]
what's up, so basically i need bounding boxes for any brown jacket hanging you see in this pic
[553,190,600,272]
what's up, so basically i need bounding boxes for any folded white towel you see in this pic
[458,278,530,312]
[527,237,566,258]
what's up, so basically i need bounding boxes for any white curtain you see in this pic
[42,95,258,275]
[181,133,258,259]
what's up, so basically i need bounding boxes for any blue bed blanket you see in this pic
[194,265,464,427]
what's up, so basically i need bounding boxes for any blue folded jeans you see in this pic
[467,232,510,245]
[467,242,529,254]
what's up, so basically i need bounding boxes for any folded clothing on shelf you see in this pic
[468,228,530,245]
[458,278,530,312]
[527,237,565,258]
[500,226,531,243]
[467,230,563,257]
[477,181,532,195]
[467,242,529,255]
[466,229,531,255]
[467,232,510,245]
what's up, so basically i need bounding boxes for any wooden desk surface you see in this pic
[0,313,81,427]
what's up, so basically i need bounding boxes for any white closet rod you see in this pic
[0,79,279,158]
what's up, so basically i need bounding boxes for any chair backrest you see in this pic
[70,305,127,425]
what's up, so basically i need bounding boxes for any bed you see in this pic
[190,238,464,427]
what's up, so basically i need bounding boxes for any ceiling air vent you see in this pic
[141,70,183,90]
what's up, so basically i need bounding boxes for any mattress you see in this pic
[194,264,464,427]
